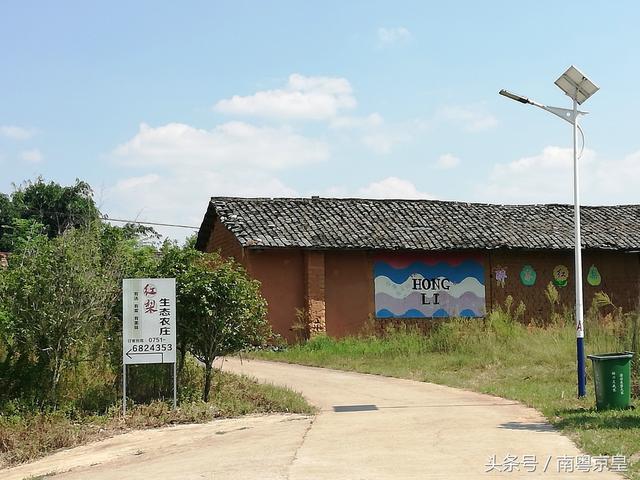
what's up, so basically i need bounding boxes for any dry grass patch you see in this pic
[0,370,314,467]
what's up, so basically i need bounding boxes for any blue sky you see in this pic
[2,1,639,239]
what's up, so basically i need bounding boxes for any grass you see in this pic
[251,302,640,478]
[0,369,314,468]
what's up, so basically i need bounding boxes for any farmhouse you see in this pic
[196,197,640,342]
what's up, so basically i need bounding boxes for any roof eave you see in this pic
[195,200,218,251]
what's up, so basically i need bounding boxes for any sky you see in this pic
[2,1,640,240]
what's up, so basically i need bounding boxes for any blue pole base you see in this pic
[577,336,586,397]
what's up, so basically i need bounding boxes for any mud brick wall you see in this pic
[305,251,326,336]
[207,219,246,267]
[207,232,640,340]
[487,249,640,321]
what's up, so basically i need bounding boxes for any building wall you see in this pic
[245,248,305,343]
[204,221,306,342]
[487,250,640,319]
[206,225,640,340]
[305,251,326,336]
[325,251,373,337]
[206,219,246,266]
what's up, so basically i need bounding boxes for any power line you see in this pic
[3,204,200,230]
[103,217,200,230]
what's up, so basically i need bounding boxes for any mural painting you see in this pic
[587,265,602,286]
[493,266,507,288]
[374,253,486,318]
[520,265,536,286]
[553,265,569,287]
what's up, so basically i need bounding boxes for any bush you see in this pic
[159,247,271,401]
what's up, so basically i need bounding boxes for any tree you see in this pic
[157,239,200,374]
[7,177,100,244]
[0,193,16,250]
[0,224,128,405]
[0,218,47,253]
[164,249,270,402]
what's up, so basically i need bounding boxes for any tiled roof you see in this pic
[195,197,640,252]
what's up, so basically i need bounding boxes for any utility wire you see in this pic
[3,206,200,230]
[103,217,200,230]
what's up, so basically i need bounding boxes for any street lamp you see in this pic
[499,65,599,398]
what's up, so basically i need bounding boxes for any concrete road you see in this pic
[4,358,623,479]
[218,358,622,479]
[2,414,313,480]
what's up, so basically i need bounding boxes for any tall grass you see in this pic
[262,299,638,395]
[255,296,640,407]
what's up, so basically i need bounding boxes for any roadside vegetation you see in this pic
[253,293,640,478]
[0,178,312,468]
[0,363,314,466]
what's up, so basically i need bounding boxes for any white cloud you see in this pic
[114,121,329,169]
[1,125,35,140]
[480,146,640,205]
[377,27,411,46]
[590,150,640,204]
[483,146,578,203]
[106,169,297,240]
[106,119,330,240]
[214,73,422,156]
[356,176,434,199]
[214,74,356,120]
[439,105,498,132]
[20,148,43,163]
[436,153,460,169]
[328,112,412,154]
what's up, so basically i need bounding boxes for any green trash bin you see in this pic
[587,352,634,410]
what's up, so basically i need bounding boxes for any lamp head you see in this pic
[499,89,531,105]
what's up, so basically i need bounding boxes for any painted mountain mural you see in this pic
[373,253,486,318]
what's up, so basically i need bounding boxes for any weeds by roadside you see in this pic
[0,369,314,468]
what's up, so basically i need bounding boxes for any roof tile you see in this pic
[196,197,640,252]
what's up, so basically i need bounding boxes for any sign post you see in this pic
[122,278,177,415]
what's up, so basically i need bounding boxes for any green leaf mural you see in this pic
[587,265,602,286]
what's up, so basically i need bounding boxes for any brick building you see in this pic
[196,197,640,342]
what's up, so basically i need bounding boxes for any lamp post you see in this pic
[499,66,599,398]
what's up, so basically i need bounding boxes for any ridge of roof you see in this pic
[207,195,639,209]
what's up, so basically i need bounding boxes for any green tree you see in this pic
[162,249,270,401]
[0,193,16,250]
[0,224,129,405]
[9,177,100,241]
[0,218,47,253]
[157,240,200,374]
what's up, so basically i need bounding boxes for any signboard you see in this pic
[122,278,176,365]
[374,253,485,318]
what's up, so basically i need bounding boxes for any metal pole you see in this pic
[173,361,177,409]
[123,363,127,416]
[573,95,587,398]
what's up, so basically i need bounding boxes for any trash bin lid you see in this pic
[587,352,634,361]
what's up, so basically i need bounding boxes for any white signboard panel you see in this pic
[123,278,176,365]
